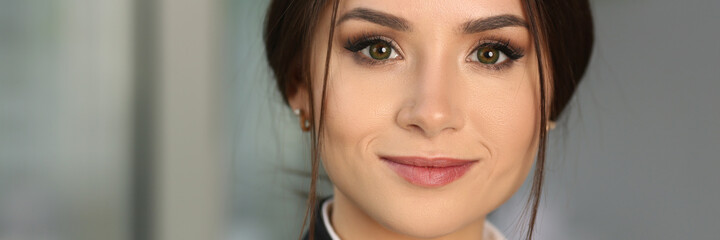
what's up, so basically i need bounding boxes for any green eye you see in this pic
[369,42,392,60]
[476,46,501,64]
[345,37,401,63]
[467,41,524,69]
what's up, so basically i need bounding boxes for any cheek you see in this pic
[322,69,393,140]
[475,80,540,162]
[314,57,400,187]
[469,71,542,210]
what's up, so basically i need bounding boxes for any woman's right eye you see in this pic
[357,40,400,61]
[344,36,402,64]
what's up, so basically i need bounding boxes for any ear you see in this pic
[282,54,309,110]
[287,82,310,115]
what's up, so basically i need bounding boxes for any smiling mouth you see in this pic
[379,156,478,187]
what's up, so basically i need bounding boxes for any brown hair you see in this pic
[263,0,594,239]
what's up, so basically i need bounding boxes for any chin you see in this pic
[361,192,484,239]
[374,207,477,238]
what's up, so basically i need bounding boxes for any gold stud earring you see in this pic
[546,121,556,131]
[293,108,311,132]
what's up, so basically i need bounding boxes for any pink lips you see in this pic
[380,156,477,187]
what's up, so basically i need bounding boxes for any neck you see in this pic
[330,189,486,240]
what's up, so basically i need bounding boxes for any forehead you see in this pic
[337,0,526,25]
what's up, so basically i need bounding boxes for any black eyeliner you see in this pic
[473,37,525,60]
[343,32,402,65]
[468,37,526,71]
[344,32,387,52]
[477,42,524,60]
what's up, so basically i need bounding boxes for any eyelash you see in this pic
[343,33,525,70]
[343,32,403,65]
[468,37,525,71]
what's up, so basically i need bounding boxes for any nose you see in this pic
[396,60,465,138]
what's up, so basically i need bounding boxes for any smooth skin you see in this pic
[289,0,551,239]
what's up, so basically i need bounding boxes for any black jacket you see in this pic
[302,197,334,240]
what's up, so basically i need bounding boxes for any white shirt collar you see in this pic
[321,198,507,240]
[321,198,342,240]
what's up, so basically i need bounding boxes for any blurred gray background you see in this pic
[0,0,718,239]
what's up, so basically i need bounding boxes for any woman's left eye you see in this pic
[469,46,508,65]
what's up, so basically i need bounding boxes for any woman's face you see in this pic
[290,0,546,238]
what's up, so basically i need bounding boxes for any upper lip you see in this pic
[380,155,478,167]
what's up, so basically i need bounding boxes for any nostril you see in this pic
[396,98,464,138]
[406,123,424,133]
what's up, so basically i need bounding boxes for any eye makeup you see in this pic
[342,32,527,71]
[467,36,526,71]
[343,32,403,66]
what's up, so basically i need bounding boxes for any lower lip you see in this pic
[381,158,476,187]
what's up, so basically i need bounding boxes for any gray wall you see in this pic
[490,0,720,239]
[0,1,227,239]
[0,1,132,239]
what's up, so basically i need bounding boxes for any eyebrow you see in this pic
[337,8,528,33]
[461,14,528,33]
[337,8,411,31]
